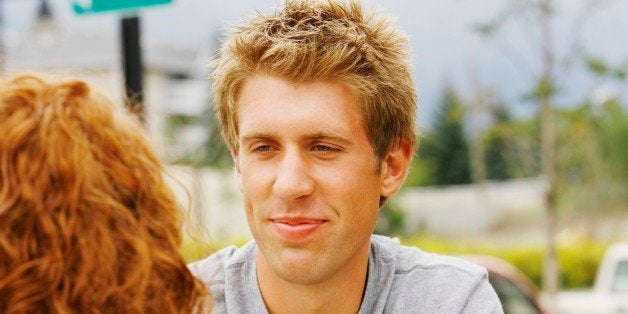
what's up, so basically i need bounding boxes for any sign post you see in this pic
[72,0,172,125]
[121,15,145,123]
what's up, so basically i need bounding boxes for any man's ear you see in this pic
[231,149,243,192]
[380,140,414,197]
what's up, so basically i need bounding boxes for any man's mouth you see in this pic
[270,217,328,242]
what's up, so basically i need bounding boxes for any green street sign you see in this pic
[72,0,172,15]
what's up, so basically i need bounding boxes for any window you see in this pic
[612,260,628,293]
[489,273,540,314]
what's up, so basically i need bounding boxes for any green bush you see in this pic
[399,236,608,290]
[558,242,607,288]
[179,239,217,263]
[179,237,252,264]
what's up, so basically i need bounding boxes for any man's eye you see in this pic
[252,145,273,152]
[311,145,339,153]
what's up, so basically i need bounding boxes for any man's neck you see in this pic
[256,243,370,314]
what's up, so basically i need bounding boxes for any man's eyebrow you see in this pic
[240,132,274,142]
[239,132,355,145]
[306,132,355,145]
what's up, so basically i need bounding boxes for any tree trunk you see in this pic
[539,0,560,309]
[470,87,487,185]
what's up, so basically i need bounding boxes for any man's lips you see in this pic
[271,217,328,225]
[270,217,328,242]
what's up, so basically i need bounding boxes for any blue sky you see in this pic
[4,0,628,127]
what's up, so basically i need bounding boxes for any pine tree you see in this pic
[422,86,471,185]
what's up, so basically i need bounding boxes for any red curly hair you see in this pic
[0,75,208,312]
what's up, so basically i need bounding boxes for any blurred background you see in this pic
[2,0,626,312]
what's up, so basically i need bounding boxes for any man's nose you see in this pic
[272,149,315,200]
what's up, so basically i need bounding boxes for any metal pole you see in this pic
[121,15,145,124]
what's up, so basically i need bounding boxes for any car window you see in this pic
[489,273,540,314]
[612,260,628,293]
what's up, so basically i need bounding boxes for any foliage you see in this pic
[406,88,543,187]
[200,107,233,169]
[407,90,626,216]
[413,86,471,186]
[586,57,609,76]
[585,56,628,80]
[482,103,542,180]
[593,100,628,179]
[400,236,609,290]
[179,239,216,264]
[180,237,251,264]
[375,201,406,236]
[484,104,512,180]
[404,156,436,187]
[555,100,628,213]
[523,77,558,101]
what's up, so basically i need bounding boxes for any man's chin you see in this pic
[271,263,333,286]
[263,247,336,285]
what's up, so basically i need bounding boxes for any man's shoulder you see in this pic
[372,235,486,277]
[372,234,487,279]
[370,235,501,313]
[187,241,267,313]
[187,241,253,283]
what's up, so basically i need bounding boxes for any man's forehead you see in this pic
[236,74,361,105]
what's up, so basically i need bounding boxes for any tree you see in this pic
[484,105,512,180]
[473,0,625,302]
[375,201,406,236]
[198,106,232,169]
[482,102,540,180]
[556,99,628,216]
[421,85,471,186]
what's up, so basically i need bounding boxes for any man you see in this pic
[190,1,503,313]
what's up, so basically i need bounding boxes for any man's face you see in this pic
[234,74,387,285]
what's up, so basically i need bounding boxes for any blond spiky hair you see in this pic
[212,0,418,159]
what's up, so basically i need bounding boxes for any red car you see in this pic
[464,255,547,314]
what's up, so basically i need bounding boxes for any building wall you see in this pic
[397,178,547,236]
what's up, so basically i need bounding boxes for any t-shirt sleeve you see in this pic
[461,274,504,314]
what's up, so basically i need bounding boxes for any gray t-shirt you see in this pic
[188,235,503,313]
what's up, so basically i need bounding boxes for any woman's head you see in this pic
[0,75,206,312]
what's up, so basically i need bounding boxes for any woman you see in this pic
[0,75,207,312]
